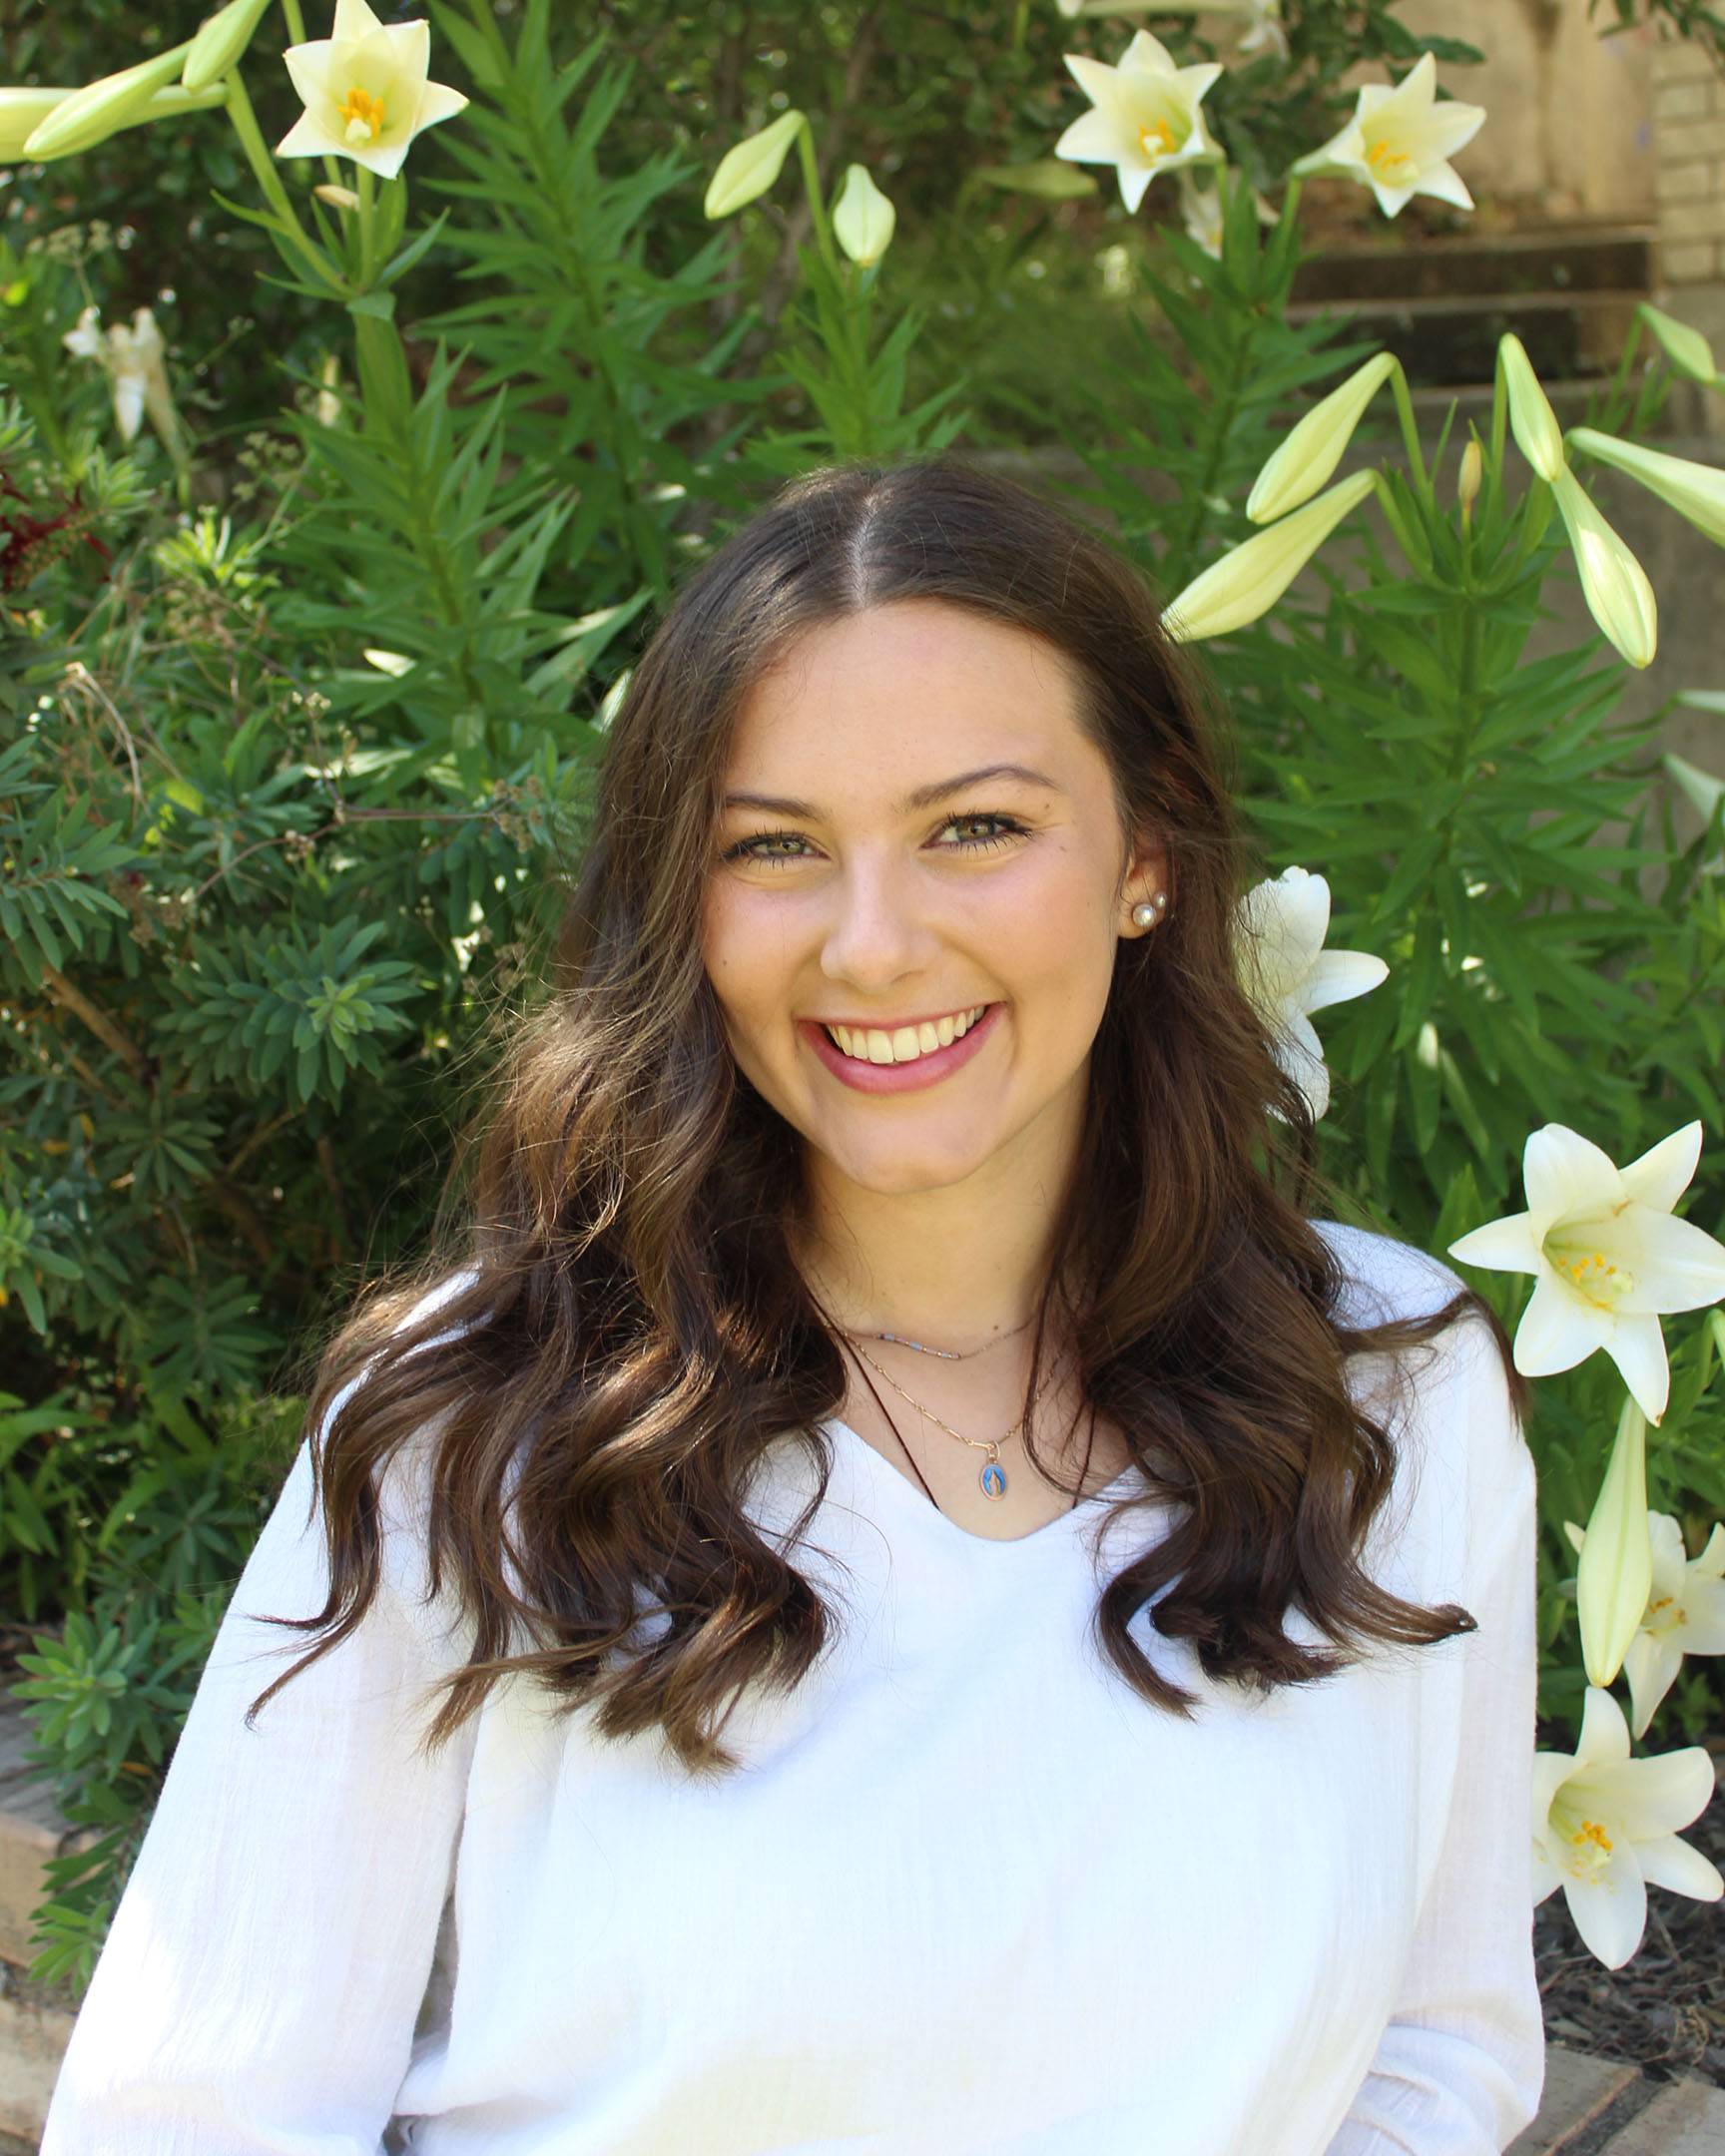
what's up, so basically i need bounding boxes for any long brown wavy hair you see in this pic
[257,451,1528,1780]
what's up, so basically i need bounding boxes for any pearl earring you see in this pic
[1131,894,1167,929]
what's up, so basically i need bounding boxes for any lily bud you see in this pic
[0,89,71,159]
[184,0,277,93]
[973,159,1097,200]
[23,42,194,160]
[313,182,362,211]
[704,110,806,220]
[832,164,896,268]
[1162,468,1378,642]
[1549,465,1657,670]
[1567,426,1725,548]
[1246,352,1397,524]
[1662,750,1723,828]
[1638,302,1718,387]
[1457,438,1482,519]
[1498,332,1566,483]
[1662,753,1725,872]
[1577,1394,1655,1690]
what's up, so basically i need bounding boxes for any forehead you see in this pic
[723,601,1090,784]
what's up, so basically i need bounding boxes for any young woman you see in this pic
[44,454,1543,2154]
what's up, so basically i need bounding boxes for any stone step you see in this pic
[1292,227,1657,307]
[1509,2048,1725,2152]
[1287,224,1656,389]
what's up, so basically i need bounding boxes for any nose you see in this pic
[818,852,942,996]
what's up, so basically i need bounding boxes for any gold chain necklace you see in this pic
[845,1338,1035,1502]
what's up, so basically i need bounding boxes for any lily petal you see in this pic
[1446,1212,1540,1272]
[1514,1270,1609,1376]
[1564,1836,1647,1969]
[1635,1834,1725,1899]
[1617,1120,1703,1214]
[1523,1122,1622,1221]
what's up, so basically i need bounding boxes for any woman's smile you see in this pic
[802,1000,1004,1092]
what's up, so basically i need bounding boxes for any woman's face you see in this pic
[701,599,1165,1199]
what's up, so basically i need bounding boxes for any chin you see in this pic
[817,1127,1000,1197]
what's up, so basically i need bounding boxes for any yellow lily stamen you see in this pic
[1365,137,1413,182]
[1138,119,1177,161]
[1544,1238,1636,1307]
[1561,1812,1615,1883]
[339,85,384,144]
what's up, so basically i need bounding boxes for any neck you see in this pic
[794,1103,1079,1352]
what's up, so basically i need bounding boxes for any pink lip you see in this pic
[801,1002,1004,1094]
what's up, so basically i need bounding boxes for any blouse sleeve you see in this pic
[1324,1316,1547,2156]
[40,1358,480,2152]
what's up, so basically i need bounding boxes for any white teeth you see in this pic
[824,1006,988,1066]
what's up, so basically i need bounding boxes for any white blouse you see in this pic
[41,1220,1545,2154]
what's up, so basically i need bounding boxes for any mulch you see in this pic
[1532,1719,1725,2088]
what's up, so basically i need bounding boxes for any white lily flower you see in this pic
[1053,29,1224,214]
[1290,52,1484,220]
[1565,1511,1725,1738]
[1447,1121,1725,1425]
[278,0,468,183]
[1161,466,1378,642]
[832,164,895,268]
[1549,466,1658,672]
[1567,426,1725,549]
[1532,1685,1721,1970]
[62,303,181,451]
[1232,864,1388,1122]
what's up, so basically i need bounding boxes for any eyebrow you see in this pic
[720,763,1065,819]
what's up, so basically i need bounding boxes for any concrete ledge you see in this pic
[1506,2048,1725,2154]
[1511,2048,1646,2151]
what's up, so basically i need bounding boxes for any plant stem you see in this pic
[356,164,380,285]
[224,69,340,286]
[1388,358,1436,517]
[796,123,845,283]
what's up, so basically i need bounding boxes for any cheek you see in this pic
[975,842,1121,979]
[701,886,794,1039]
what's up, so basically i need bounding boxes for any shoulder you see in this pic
[1309,1214,1507,1407]
[306,1265,494,1619]
[1308,1216,1471,1334]
[1310,1218,1531,1549]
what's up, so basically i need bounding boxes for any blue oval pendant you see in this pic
[980,1459,1007,1501]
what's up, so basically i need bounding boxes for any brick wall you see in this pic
[1653,38,1725,283]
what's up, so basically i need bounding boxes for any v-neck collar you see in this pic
[822,1414,1147,1552]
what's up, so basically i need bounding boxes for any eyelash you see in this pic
[722,811,1030,868]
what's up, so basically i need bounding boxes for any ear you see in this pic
[1120,830,1171,937]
